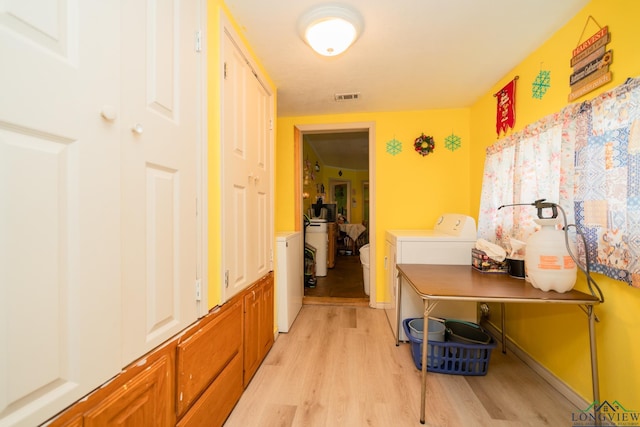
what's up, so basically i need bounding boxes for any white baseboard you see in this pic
[481,319,589,410]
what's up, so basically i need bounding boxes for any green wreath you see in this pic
[414,133,435,156]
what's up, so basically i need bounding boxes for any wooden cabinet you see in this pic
[176,300,243,418]
[47,274,274,427]
[48,343,177,427]
[327,222,338,268]
[243,285,262,384]
[176,355,243,427]
[84,354,175,426]
[175,300,243,427]
[260,277,275,356]
[243,274,274,387]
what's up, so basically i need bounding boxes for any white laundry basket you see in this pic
[359,244,370,296]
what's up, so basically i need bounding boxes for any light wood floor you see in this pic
[224,305,579,427]
[304,254,369,306]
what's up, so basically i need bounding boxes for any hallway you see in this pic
[304,254,369,306]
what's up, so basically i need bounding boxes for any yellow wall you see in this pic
[206,2,223,309]
[276,109,472,305]
[319,167,369,225]
[301,139,324,215]
[470,0,640,408]
[305,166,368,224]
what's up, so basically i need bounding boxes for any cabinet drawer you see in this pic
[176,300,242,417]
[176,354,243,427]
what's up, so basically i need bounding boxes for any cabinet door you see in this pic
[176,300,242,417]
[243,287,262,386]
[176,355,243,427]
[84,354,174,426]
[260,277,274,356]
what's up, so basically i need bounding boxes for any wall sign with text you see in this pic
[569,25,612,101]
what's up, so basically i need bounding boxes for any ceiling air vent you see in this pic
[334,92,360,102]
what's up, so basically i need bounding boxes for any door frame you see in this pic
[294,122,377,308]
[196,0,208,317]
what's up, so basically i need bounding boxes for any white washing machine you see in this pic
[385,214,477,341]
[305,219,328,277]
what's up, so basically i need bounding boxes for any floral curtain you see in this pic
[478,77,640,288]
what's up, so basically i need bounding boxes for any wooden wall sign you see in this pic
[569,23,612,101]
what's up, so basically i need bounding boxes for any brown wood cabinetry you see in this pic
[327,222,338,268]
[243,274,274,387]
[84,353,175,426]
[176,300,243,418]
[176,355,243,427]
[47,273,274,427]
[48,343,177,427]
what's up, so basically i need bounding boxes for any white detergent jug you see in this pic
[525,218,577,293]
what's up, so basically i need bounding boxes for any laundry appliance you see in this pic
[305,218,328,277]
[276,232,303,333]
[385,214,477,341]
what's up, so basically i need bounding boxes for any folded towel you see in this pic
[475,238,507,262]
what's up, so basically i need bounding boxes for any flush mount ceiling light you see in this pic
[299,5,363,57]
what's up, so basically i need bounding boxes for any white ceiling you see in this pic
[304,131,370,170]
[224,0,590,168]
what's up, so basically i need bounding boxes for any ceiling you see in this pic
[304,131,370,170]
[224,0,590,168]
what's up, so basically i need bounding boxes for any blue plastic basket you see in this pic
[403,318,497,376]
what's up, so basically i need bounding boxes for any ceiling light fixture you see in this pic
[299,5,363,57]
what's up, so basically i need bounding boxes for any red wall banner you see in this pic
[495,78,517,136]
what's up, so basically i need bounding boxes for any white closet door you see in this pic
[0,1,121,425]
[120,0,201,363]
[246,71,271,282]
[221,26,273,302]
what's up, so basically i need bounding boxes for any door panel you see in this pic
[121,0,200,363]
[145,165,180,340]
[0,1,121,425]
[251,81,270,280]
[222,32,251,300]
[222,28,273,302]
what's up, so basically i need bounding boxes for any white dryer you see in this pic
[385,214,477,341]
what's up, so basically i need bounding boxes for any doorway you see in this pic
[329,179,351,223]
[295,123,376,307]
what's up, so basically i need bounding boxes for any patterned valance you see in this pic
[479,77,640,288]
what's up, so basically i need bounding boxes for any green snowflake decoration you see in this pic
[532,70,551,99]
[386,138,402,156]
[444,133,461,151]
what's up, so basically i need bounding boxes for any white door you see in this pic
[120,0,201,362]
[0,2,122,425]
[221,27,272,302]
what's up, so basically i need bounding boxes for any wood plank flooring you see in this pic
[304,254,369,306]
[224,305,579,427]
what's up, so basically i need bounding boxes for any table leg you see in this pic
[420,300,428,424]
[395,270,401,346]
[587,305,601,424]
[420,299,439,424]
[501,303,507,354]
